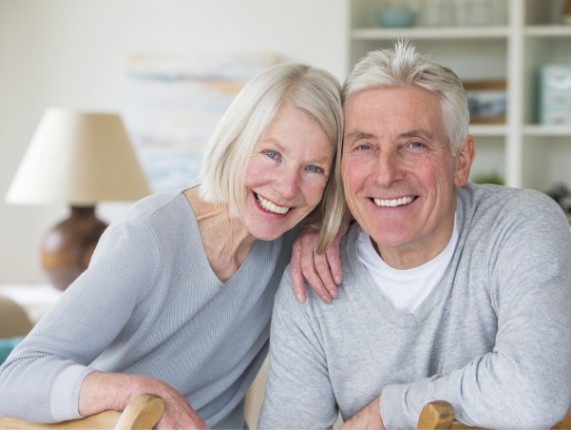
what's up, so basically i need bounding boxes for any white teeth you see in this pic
[256,194,290,214]
[373,196,414,207]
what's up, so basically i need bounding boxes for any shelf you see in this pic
[469,125,508,137]
[348,0,571,190]
[524,125,571,136]
[350,25,570,41]
[351,26,510,40]
[525,25,571,37]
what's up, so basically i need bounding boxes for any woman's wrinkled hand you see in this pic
[290,226,344,304]
[79,371,210,430]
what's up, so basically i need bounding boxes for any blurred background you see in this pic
[0,0,347,284]
[1,0,570,286]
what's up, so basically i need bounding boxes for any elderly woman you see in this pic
[0,63,345,429]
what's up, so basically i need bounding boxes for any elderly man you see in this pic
[259,42,571,429]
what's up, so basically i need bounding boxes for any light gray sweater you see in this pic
[0,190,297,429]
[260,184,571,430]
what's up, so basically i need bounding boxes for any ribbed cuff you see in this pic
[50,365,94,421]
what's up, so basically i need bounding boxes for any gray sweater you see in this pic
[0,190,297,429]
[260,184,571,429]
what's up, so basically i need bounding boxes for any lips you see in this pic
[256,193,290,215]
[372,196,415,207]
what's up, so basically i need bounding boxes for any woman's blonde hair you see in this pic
[199,63,345,252]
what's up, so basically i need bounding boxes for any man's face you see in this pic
[341,86,474,269]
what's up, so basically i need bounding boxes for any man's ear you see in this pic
[454,136,476,187]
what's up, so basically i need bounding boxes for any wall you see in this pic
[0,0,348,283]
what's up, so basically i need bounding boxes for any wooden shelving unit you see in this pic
[347,0,571,190]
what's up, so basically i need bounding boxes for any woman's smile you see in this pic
[255,192,291,215]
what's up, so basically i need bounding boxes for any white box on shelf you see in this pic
[540,64,571,125]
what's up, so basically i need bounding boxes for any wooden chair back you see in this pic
[417,400,571,430]
[0,393,164,430]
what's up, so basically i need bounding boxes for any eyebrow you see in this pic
[344,131,375,140]
[400,129,435,140]
[344,129,435,141]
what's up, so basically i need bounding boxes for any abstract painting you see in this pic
[122,53,280,192]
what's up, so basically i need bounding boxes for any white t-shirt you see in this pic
[356,218,458,313]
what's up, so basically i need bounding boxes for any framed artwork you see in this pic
[463,79,507,124]
[122,53,280,193]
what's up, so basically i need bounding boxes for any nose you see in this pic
[274,164,301,200]
[374,150,404,186]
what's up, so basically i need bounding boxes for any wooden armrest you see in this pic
[116,393,165,430]
[418,400,571,430]
[0,393,164,430]
[417,400,455,430]
[0,411,120,430]
[552,411,571,430]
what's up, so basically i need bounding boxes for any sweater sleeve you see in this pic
[381,196,571,429]
[0,219,159,422]
[258,269,339,430]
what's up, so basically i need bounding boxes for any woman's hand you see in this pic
[79,371,210,429]
[290,214,351,303]
[290,227,342,304]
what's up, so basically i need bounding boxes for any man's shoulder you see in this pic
[463,183,555,207]
[458,183,570,257]
[274,260,361,319]
[274,267,328,312]
[461,183,564,223]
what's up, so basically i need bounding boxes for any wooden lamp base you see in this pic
[565,0,571,24]
[41,206,108,290]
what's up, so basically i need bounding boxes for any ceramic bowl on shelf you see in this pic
[376,9,417,28]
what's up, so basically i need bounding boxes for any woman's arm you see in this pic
[0,221,156,422]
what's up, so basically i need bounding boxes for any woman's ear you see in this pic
[454,136,476,187]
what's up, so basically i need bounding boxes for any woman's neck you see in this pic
[184,187,255,282]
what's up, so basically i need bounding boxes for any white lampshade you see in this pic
[6,108,150,205]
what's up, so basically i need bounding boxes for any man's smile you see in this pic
[372,196,415,208]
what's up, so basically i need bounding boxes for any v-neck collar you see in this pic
[342,219,461,327]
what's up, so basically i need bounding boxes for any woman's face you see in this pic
[242,106,334,240]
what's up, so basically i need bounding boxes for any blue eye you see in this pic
[409,141,423,148]
[305,165,325,175]
[357,143,370,151]
[264,150,280,160]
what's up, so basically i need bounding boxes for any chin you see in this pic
[249,220,298,241]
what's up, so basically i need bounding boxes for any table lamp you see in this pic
[5,108,151,290]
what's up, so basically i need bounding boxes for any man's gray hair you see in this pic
[343,40,470,154]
